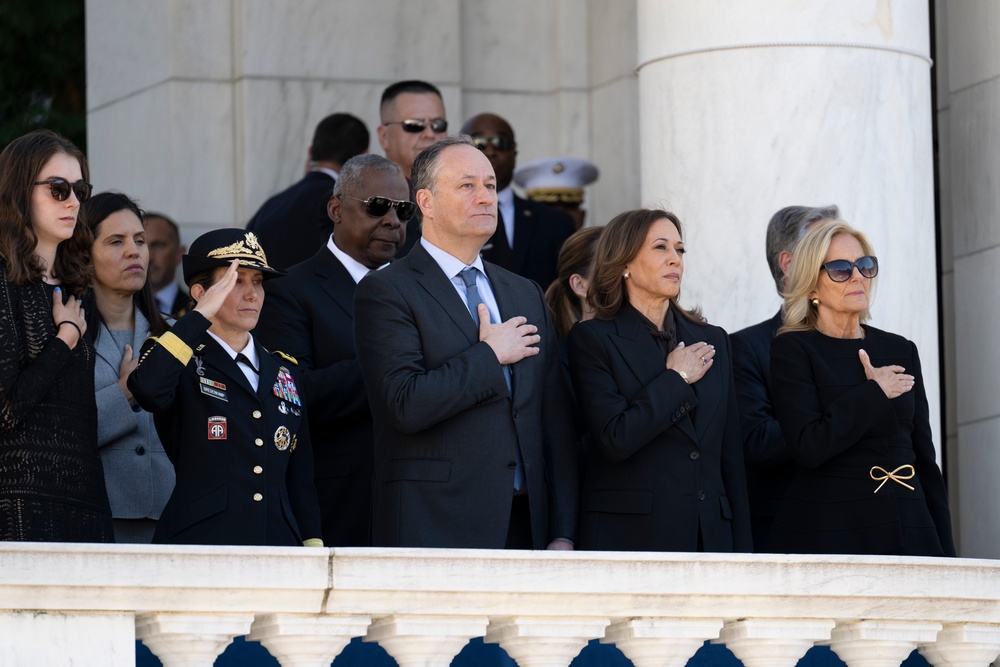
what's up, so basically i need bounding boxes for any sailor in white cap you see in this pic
[514,157,599,230]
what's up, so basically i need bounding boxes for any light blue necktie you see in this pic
[459,267,524,491]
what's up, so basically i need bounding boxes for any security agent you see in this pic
[128,229,322,547]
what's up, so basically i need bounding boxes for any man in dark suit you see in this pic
[354,135,578,550]
[145,212,189,318]
[460,113,575,289]
[254,154,411,546]
[730,204,840,549]
[247,113,369,269]
[377,80,449,257]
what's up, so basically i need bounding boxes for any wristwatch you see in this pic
[675,369,689,383]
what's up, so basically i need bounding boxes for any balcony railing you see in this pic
[1,543,999,667]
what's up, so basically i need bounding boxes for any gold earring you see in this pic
[811,297,820,307]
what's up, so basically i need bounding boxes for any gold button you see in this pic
[253,493,263,501]
[255,438,263,447]
[252,410,262,419]
[253,466,263,474]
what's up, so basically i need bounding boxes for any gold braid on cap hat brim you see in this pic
[527,187,585,205]
[206,232,274,269]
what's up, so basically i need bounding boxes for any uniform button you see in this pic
[697,490,706,501]
[135,446,146,455]
[255,438,264,447]
[252,410,262,419]
[689,451,700,460]
[253,493,263,502]
[253,466,263,474]
[507,461,517,470]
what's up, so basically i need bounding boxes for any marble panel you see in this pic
[86,0,170,110]
[952,246,1000,425]
[956,416,1000,559]
[235,0,461,83]
[460,92,561,161]
[0,612,133,667]
[549,89,591,158]
[168,0,233,80]
[589,0,639,88]
[554,0,590,89]
[933,0,949,110]
[461,0,560,92]
[948,80,1000,257]
[941,269,957,439]
[639,45,941,444]
[637,0,931,68]
[945,0,1000,93]
[938,107,953,273]
[590,76,641,227]
[945,433,961,551]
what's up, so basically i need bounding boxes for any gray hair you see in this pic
[333,154,404,198]
[765,204,840,293]
[410,134,477,196]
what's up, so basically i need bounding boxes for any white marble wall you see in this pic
[942,0,1000,559]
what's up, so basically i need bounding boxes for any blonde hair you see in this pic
[778,219,878,335]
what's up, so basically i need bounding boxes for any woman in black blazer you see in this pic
[768,220,954,556]
[568,209,751,552]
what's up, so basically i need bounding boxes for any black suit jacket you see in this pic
[730,310,794,550]
[353,243,579,548]
[166,285,190,319]
[246,170,336,270]
[128,311,322,546]
[481,195,575,288]
[768,326,955,556]
[568,306,752,552]
[254,245,372,546]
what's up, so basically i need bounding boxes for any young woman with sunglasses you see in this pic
[0,130,114,542]
[768,219,954,556]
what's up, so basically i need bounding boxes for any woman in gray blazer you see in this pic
[83,192,175,543]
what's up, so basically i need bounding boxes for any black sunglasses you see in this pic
[34,178,92,203]
[339,194,417,221]
[383,118,448,134]
[820,255,878,282]
[471,134,517,152]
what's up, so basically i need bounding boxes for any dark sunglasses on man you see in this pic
[820,255,878,282]
[338,194,417,222]
[471,134,517,152]
[34,178,93,203]
[383,118,448,134]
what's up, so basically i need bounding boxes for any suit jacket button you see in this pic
[689,451,699,460]
[507,461,517,470]
[679,406,686,414]
[255,438,264,447]
[253,466,263,474]
[512,409,518,418]
[253,493,263,502]
[252,410,262,419]
[135,446,146,455]
[697,490,706,501]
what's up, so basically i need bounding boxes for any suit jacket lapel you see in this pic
[675,313,722,442]
[315,248,356,319]
[93,308,152,371]
[409,244,480,345]
[200,338,256,397]
[510,196,536,273]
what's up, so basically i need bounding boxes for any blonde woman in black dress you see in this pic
[0,130,113,542]
[768,219,954,555]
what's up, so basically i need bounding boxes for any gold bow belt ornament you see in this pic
[869,465,916,493]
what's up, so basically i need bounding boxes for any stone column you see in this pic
[635,0,943,453]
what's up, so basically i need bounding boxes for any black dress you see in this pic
[0,264,114,542]
[768,325,955,556]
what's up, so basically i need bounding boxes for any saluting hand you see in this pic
[193,259,240,320]
[859,348,914,399]
[478,304,541,365]
[666,340,715,384]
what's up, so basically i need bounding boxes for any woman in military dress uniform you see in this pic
[128,229,322,547]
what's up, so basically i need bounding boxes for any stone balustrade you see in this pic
[1,544,999,667]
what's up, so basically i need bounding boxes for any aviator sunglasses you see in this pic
[383,118,448,134]
[471,134,517,152]
[33,178,93,203]
[820,255,878,282]
[338,194,417,221]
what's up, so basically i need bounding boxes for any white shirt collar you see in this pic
[497,187,515,248]
[327,235,386,284]
[155,281,180,312]
[207,331,258,365]
[311,167,339,180]
[420,237,486,280]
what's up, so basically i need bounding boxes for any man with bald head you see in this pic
[461,113,575,289]
[354,135,578,550]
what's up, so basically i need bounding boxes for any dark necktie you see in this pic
[235,353,258,375]
[458,267,524,491]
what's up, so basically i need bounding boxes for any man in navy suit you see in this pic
[730,204,839,549]
[247,113,369,269]
[354,136,578,549]
[460,113,575,290]
[254,154,410,546]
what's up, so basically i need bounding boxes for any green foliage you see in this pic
[0,0,87,153]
